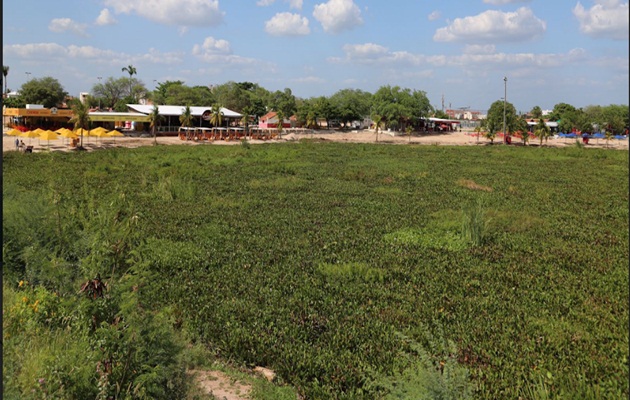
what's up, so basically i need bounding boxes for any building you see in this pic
[258,111,292,129]
[3,103,242,133]
[445,109,482,121]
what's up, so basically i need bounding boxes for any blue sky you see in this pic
[3,0,628,113]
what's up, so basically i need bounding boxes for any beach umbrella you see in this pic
[21,130,40,144]
[7,128,22,136]
[92,129,110,145]
[107,129,124,144]
[39,130,60,148]
[90,127,108,136]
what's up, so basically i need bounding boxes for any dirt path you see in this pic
[188,369,252,400]
[3,129,628,153]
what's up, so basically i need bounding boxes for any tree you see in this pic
[210,104,224,128]
[473,124,484,144]
[153,81,213,107]
[2,65,8,94]
[270,88,296,122]
[548,102,577,124]
[604,129,614,147]
[535,118,550,146]
[406,125,413,142]
[69,99,90,148]
[433,110,449,119]
[514,116,529,145]
[484,100,519,143]
[372,114,383,142]
[122,65,137,100]
[275,110,285,137]
[148,105,164,146]
[3,96,25,109]
[92,77,128,109]
[19,77,68,108]
[329,89,372,128]
[372,85,424,131]
[179,105,194,140]
[313,96,337,129]
[530,105,543,119]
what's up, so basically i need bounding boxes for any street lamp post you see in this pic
[97,77,102,110]
[503,76,507,144]
[25,72,31,82]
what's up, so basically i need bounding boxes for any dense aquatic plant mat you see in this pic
[3,142,628,399]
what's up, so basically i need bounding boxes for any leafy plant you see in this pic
[461,197,491,247]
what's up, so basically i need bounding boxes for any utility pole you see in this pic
[503,76,507,144]
[441,94,444,112]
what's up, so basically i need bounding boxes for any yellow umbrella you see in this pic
[107,130,124,144]
[92,129,110,145]
[8,129,23,150]
[39,130,60,148]
[90,127,108,138]
[21,130,40,144]
[40,130,59,140]
[59,129,78,139]
[55,128,71,144]
[72,128,91,147]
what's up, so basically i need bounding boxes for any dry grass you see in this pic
[457,179,493,192]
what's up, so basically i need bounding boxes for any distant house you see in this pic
[258,111,291,129]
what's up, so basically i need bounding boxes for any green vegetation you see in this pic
[3,143,628,399]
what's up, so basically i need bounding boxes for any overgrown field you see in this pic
[3,141,628,399]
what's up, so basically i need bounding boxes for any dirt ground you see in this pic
[3,128,628,153]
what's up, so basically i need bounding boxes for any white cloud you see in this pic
[573,0,629,40]
[256,0,302,8]
[334,41,588,72]
[48,18,89,37]
[265,12,310,36]
[290,76,326,84]
[433,7,546,43]
[483,0,531,4]
[313,0,363,33]
[138,48,186,65]
[463,44,497,54]
[103,0,224,26]
[3,43,130,67]
[288,0,303,9]
[95,9,117,26]
[192,37,232,56]
[342,43,389,59]
[428,11,441,21]
[191,37,266,68]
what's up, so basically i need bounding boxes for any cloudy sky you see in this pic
[3,0,628,112]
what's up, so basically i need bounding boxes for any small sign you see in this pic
[50,107,58,115]
[202,110,211,121]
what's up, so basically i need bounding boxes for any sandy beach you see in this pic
[3,128,628,153]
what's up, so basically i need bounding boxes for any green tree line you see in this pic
[3,64,628,134]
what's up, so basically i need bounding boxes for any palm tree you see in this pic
[275,110,284,139]
[604,130,614,148]
[69,99,90,149]
[179,105,193,140]
[473,124,484,144]
[149,105,164,145]
[121,64,137,100]
[535,118,550,146]
[210,104,224,128]
[372,115,383,142]
[2,65,8,94]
